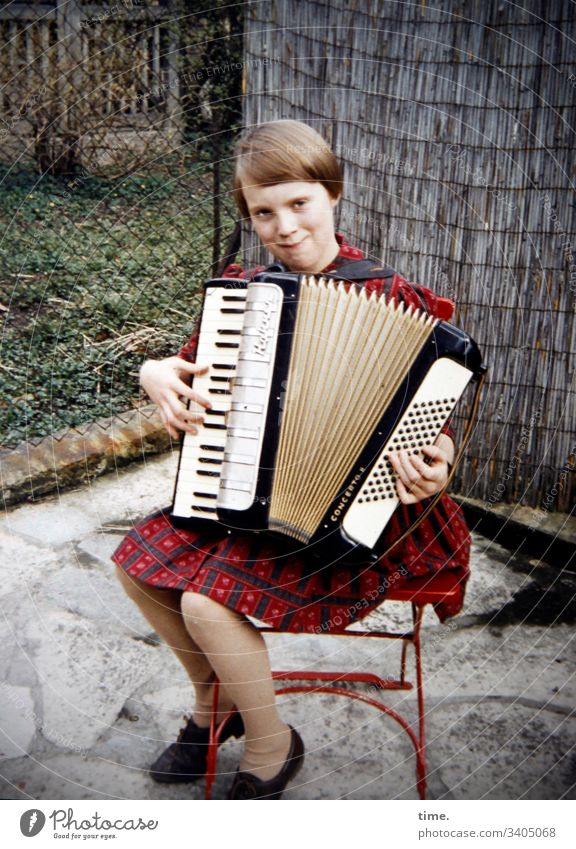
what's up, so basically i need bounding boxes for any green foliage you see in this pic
[0,161,235,449]
[175,0,244,150]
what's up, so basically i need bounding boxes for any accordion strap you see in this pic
[325,259,396,281]
[266,258,430,312]
[318,259,435,316]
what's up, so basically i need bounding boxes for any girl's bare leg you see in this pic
[115,566,234,725]
[181,591,292,782]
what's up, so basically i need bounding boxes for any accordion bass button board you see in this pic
[171,273,485,564]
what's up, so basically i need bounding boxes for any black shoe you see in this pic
[150,711,244,783]
[227,726,305,799]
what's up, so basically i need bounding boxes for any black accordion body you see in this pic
[171,271,485,564]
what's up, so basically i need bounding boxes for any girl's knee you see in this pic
[181,592,232,630]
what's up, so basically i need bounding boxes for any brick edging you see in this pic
[0,405,171,508]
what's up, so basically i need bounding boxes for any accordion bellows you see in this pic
[267,278,436,541]
[171,272,484,563]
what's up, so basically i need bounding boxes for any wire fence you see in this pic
[0,0,242,453]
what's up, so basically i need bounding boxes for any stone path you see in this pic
[0,453,574,800]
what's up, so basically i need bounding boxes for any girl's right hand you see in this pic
[140,356,211,440]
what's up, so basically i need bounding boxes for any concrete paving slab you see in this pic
[0,620,17,681]
[0,527,59,597]
[1,452,179,550]
[0,753,160,801]
[2,504,100,547]
[428,700,575,799]
[0,685,36,760]
[72,452,179,528]
[43,565,153,634]
[23,607,159,750]
[421,624,576,711]
[75,532,128,571]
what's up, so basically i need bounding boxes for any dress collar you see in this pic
[322,233,365,273]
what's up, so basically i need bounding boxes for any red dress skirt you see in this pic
[112,237,471,629]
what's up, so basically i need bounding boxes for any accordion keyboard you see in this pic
[171,285,247,521]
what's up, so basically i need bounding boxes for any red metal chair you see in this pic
[204,571,464,800]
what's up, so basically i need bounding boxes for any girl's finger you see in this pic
[174,359,210,375]
[165,396,203,431]
[409,451,442,481]
[395,450,423,484]
[422,443,448,463]
[175,381,213,409]
[396,475,420,504]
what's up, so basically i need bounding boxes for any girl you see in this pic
[113,119,470,799]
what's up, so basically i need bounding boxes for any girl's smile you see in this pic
[241,180,341,273]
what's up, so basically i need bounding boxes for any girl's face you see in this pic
[241,181,341,273]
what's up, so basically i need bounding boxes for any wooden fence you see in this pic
[240,0,576,513]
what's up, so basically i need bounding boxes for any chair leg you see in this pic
[204,679,221,800]
[412,602,427,800]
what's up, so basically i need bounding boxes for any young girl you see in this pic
[113,119,470,799]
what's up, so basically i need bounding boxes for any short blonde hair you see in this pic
[233,120,343,220]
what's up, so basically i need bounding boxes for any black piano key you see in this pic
[222,295,247,301]
[192,505,218,514]
[199,444,225,452]
[199,457,223,465]
[209,388,232,395]
[197,470,221,477]
[211,376,232,383]
[204,423,227,430]
[206,409,226,417]
[217,329,242,335]
[221,308,245,314]
[212,363,236,370]
[215,342,240,349]
[193,491,218,499]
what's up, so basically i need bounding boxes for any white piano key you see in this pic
[172,284,247,521]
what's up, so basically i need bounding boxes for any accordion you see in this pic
[171,271,485,563]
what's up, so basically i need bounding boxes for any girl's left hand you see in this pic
[388,444,451,505]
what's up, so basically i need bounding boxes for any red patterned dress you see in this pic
[112,235,471,629]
